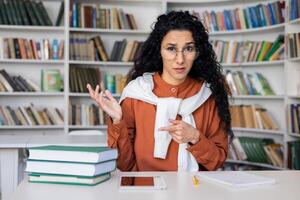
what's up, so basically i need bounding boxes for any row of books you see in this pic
[289,0,300,21]
[69,66,127,95]
[0,69,63,92]
[288,140,300,170]
[68,103,108,126]
[0,69,39,92]
[69,34,143,62]
[193,1,285,32]
[230,104,278,130]
[225,71,275,96]
[286,32,300,59]
[0,104,64,126]
[289,104,300,134]
[69,34,108,61]
[104,73,127,95]
[229,137,283,167]
[211,35,284,63]
[3,38,64,60]
[110,39,143,62]
[26,145,117,186]
[70,3,138,30]
[69,66,101,93]
[0,0,56,26]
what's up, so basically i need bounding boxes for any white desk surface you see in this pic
[0,134,107,148]
[7,171,300,200]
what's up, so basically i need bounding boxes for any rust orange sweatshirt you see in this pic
[108,72,228,171]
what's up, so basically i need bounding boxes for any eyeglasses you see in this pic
[161,46,199,60]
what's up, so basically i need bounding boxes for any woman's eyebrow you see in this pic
[165,42,195,46]
[185,42,195,45]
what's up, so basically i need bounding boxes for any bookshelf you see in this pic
[0,0,300,170]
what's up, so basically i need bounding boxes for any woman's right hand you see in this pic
[86,84,122,124]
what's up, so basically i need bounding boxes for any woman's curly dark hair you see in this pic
[127,11,233,141]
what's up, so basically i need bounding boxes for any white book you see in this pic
[0,73,13,92]
[24,78,41,92]
[196,171,276,188]
[27,146,117,163]
[26,159,116,177]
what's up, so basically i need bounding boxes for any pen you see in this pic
[192,175,199,186]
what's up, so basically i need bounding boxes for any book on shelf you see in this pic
[211,35,284,63]
[228,137,248,161]
[0,104,63,126]
[286,32,300,59]
[288,104,300,134]
[2,38,64,60]
[289,0,300,21]
[55,1,64,26]
[230,104,279,130]
[0,0,54,26]
[288,140,300,170]
[28,146,118,163]
[69,2,138,30]
[190,0,285,33]
[229,137,284,167]
[68,103,108,126]
[225,71,275,96]
[41,69,63,92]
[28,172,111,186]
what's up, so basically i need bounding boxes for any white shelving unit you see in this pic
[285,0,300,166]
[163,0,297,170]
[0,0,299,170]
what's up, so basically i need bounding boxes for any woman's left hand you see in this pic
[158,119,200,144]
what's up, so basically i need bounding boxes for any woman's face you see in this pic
[160,30,197,85]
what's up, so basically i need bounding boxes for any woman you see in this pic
[87,11,233,171]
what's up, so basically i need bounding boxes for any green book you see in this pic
[264,35,284,61]
[31,1,45,26]
[4,0,14,25]
[24,0,38,25]
[18,0,30,25]
[55,1,64,26]
[41,69,62,92]
[28,172,111,186]
[28,145,118,164]
[0,0,8,24]
[12,0,22,25]
[255,73,275,95]
[36,1,53,26]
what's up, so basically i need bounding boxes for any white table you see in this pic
[6,171,300,200]
[0,134,107,200]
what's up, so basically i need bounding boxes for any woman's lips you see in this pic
[173,67,186,73]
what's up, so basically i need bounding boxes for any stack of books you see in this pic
[25,145,118,186]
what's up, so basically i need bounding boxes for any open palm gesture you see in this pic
[86,84,122,124]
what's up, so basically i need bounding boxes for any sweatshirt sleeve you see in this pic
[187,97,229,171]
[107,98,137,171]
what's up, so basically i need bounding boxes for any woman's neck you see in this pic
[161,72,186,86]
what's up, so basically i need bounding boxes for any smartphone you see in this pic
[119,175,167,190]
